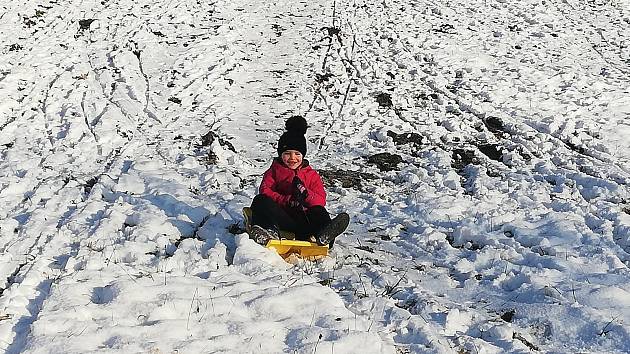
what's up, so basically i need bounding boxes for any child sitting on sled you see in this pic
[249,115,349,247]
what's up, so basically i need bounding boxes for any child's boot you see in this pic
[316,212,350,246]
[250,225,280,245]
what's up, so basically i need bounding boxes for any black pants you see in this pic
[251,194,331,241]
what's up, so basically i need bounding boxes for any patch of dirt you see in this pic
[201,151,219,165]
[261,90,283,98]
[79,19,95,30]
[22,16,37,28]
[83,176,99,195]
[315,72,334,83]
[199,131,236,152]
[433,23,456,34]
[197,131,237,165]
[566,141,585,154]
[477,143,502,161]
[483,116,507,136]
[321,26,341,38]
[271,24,284,37]
[375,92,393,108]
[501,309,515,322]
[8,44,23,51]
[367,152,402,171]
[513,332,539,351]
[417,92,439,101]
[387,130,423,148]
[318,169,376,190]
[355,245,374,253]
[451,149,477,173]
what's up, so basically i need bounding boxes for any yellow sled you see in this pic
[242,207,329,259]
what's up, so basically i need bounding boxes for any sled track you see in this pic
[1,0,235,348]
[554,0,630,78]
[0,9,165,354]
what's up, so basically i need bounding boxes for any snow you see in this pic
[1,0,630,352]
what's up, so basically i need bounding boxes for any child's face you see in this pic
[281,150,303,170]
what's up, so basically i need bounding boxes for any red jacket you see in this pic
[259,158,326,209]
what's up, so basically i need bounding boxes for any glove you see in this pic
[287,197,302,209]
[292,176,308,202]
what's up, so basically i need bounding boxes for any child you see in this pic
[249,115,349,247]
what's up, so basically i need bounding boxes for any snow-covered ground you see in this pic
[1,0,629,352]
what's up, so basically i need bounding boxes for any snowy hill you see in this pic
[1,0,630,352]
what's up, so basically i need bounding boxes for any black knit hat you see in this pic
[277,116,308,156]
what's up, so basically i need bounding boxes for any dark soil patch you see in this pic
[168,97,181,104]
[355,245,374,253]
[477,143,502,161]
[367,153,402,171]
[387,130,423,148]
[451,149,477,172]
[8,44,23,51]
[508,24,522,32]
[200,131,236,153]
[501,309,515,322]
[315,72,333,83]
[513,332,539,351]
[375,92,393,108]
[433,23,456,34]
[322,26,341,37]
[201,151,219,165]
[319,278,334,286]
[261,92,283,98]
[198,131,236,165]
[79,19,95,30]
[318,169,376,190]
[566,141,585,154]
[83,176,99,195]
[22,16,36,28]
[483,116,507,135]
[271,24,284,37]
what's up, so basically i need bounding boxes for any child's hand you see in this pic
[287,197,302,209]
[292,176,308,201]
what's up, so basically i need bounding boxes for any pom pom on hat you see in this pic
[277,116,308,156]
[285,115,308,135]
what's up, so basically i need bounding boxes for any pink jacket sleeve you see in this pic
[303,171,326,207]
[259,168,291,207]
